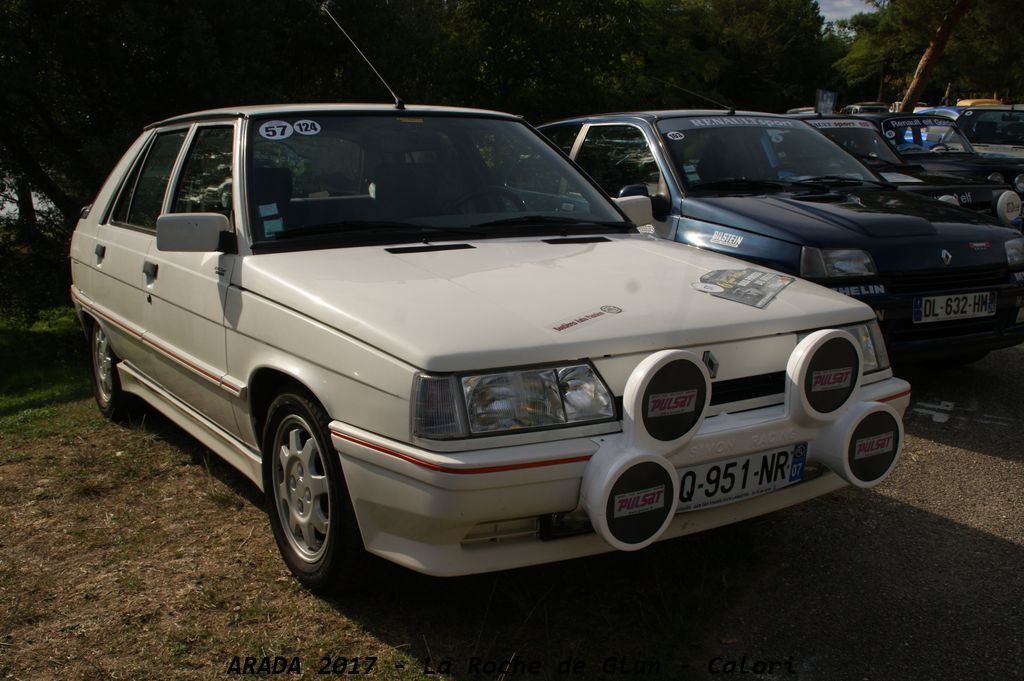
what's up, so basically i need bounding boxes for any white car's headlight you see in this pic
[413,364,615,439]
[988,172,1006,184]
[1014,174,1024,193]
[842,320,890,373]
[800,247,878,278]
[1006,237,1024,267]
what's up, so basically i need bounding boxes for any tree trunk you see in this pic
[898,0,973,112]
[15,176,36,240]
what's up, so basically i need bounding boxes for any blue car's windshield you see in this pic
[656,116,877,190]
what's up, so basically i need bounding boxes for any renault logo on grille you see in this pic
[702,351,719,379]
[941,249,953,266]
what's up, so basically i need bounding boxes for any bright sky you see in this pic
[818,0,875,23]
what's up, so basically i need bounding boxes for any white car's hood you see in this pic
[239,236,872,371]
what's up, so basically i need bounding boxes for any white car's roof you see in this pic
[147,103,521,129]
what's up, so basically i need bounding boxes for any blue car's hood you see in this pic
[682,189,1008,246]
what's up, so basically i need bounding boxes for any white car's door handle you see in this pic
[143,261,159,280]
[94,243,106,262]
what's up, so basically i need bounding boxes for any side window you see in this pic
[111,130,187,229]
[172,126,234,215]
[542,124,583,155]
[574,125,662,197]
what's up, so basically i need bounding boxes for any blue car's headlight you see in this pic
[1006,237,1024,268]
[800,247,878,278]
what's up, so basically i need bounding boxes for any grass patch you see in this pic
[0,306,91,431]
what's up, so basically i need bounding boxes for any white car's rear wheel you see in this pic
[89,321,128,419]
[263,392,372,593]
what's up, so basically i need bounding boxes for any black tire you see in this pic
[88,319,130,421]
[262,392,373,594]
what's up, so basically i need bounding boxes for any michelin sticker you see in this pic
[692,268,794,308]
[258,120,294,140]
[550,305,622,333]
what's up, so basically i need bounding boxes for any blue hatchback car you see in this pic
[539,110,1024,363]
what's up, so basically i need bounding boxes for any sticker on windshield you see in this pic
[258,203,278,218]
[964,110,974,116]
[884,130,896,138]
[806,120,875,130]
[692,269,794,309]
[689,117,795,129]
[549,305,623,333]
[258,120,294,140]
[263,218,284,236]
[293,120,321,136]
[666,131,685,141]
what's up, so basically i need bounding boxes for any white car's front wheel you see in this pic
[263,392,371,593]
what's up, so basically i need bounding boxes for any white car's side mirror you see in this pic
[156,213,233,252]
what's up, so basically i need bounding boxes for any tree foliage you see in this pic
[0,0,1015,322]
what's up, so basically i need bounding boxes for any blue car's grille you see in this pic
[884,266,1008,294]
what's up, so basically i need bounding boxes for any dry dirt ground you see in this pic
[0,338,1020,680]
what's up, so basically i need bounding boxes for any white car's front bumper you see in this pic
[331,375,910,577]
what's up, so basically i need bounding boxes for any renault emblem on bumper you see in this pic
[941,249,952,266]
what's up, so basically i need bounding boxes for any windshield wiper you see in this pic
[692,178,831,192]
[470,215,634,231]
[271,221,486,241]
[795,175,893,188]
[692,179,789,191]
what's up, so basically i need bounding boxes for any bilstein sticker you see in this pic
[549,306,623,333]
[647,389,698,417]
[810,367,854,392]
[613,485,666,518]
[710,230,744,248]
[854,432,895,459]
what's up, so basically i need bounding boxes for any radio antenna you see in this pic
[320,2,405,110]
[651,77,735,115]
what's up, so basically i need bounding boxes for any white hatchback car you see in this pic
[70,104,911,592]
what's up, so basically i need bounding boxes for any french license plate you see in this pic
[912,291,995,323]
[677,443,808,513]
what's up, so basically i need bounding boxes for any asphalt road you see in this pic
[667,344,1024,680]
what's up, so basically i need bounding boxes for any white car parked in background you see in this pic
[70,104,911,593]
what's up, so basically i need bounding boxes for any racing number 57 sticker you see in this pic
[258,120,294,140]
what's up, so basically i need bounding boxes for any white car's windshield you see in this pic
[656,116,877,190]
[247,113,627,246]
[880,117,974,154]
